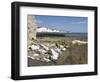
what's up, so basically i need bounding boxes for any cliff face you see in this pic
[27,15,37,48]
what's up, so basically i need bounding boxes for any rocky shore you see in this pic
[28,38,87,66]
[27,15,88,66]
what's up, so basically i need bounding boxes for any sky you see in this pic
[34,15,88,33]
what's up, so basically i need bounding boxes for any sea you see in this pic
[65,33,87,37]
[36,32,87,37]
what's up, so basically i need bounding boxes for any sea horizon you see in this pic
[36,32,87,37]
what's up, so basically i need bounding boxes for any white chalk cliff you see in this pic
[37,27,61,33]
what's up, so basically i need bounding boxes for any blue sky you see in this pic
[34,15,88,33]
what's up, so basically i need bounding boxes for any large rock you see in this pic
[27,15,37,48]
[50,49,59,60]
[72,40,87,45]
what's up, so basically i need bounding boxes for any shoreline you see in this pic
[28,36,88,66]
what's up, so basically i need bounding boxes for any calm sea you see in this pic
[65,33,87,37]
[36,32,87,37]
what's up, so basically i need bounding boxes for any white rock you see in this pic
[50,49,59,60]
[28,56,35,59]
[38,49,47,54]
[43,58,50,62]
[55,48,62,54]
[59,45,66,51]
[72,40,87,45]
[56,48,61,52]
[40,44,49,50]
[31,44,40,50]
[33,53,39,56]
[62,48,66,51]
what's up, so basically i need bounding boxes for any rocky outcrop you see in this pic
[28,43,68,62]
[28,39,87,63]
[72,40,87,45]
[27,15,37,48]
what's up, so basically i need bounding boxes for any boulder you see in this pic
[50,49,59,60]
[72,40,87,45]
[31,44,40,50]
[38,49,47,54]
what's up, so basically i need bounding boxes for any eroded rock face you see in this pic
[27,15,37,48]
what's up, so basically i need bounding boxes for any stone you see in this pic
[50,49,59,60]
[27,15,37,48]
[33,53,39,57]
[54,48,62,54]
[31,44,40,50]
[39,44,49,50]
[38,49,47,54]
[62,48,66,51]
[72,40,87,45]
[43,57,50,62]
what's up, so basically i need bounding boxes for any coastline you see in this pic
[28,36,88,67]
